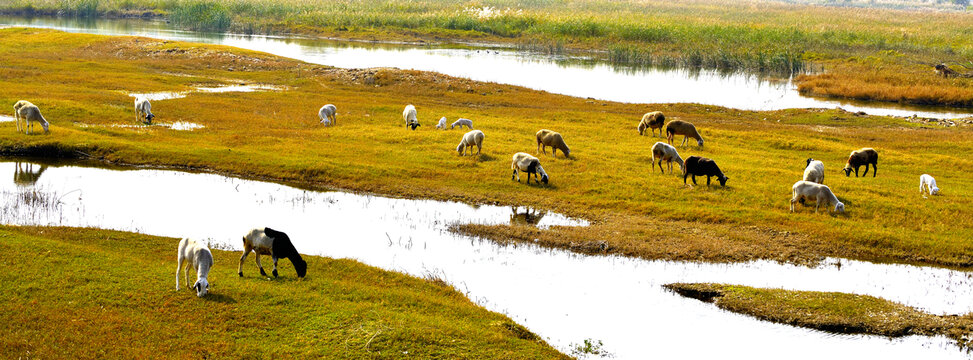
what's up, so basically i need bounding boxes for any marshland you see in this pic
[1,0,972,358]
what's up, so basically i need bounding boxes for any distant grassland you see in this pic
[0,226,564,358]
[1,28,972,269]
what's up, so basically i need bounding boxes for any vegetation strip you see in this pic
[1,28,971,269]
[5,0,973,106]
[0,225,563,358]
[664,283,973,349]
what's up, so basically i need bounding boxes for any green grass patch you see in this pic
[0,225,565,358]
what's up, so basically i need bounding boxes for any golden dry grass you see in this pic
[0,28,971,268]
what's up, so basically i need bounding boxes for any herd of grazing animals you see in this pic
[9,95,948,298]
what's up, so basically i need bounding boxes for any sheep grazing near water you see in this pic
[176,238,213,297]
[536,129,571,158]
[451,118,473,130]
[843,148,878,177]
[919,174,940,195]
[457,130,485,156]
[319,104,337,126]
[511,152,548,185]
[403,104,420,130]
[134,97,154,124]
[239,227,307,279]
[683,156,728,187]
[16,102,50,134]
[790,180,845,213]
[665,120,703,147]
[651,142,684,174]
[803,158,825,184]
[436,116,447,129]
[638,111,666,137]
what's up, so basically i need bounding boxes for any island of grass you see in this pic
[664,283,973,349]
[3,0,973,106]
[0,28,971,269]
[0,226,564,358]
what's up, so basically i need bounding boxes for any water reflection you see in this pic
[3,16,972,119]
[13,162,46,186]
[0,158,970,359]
[510,206,547,226]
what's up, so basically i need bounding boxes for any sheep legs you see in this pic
[272,257,279,278]
[255,254,268,277]
[512,169,519,181]
[176,254,184,290]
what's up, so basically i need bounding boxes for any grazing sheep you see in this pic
[239,227,307,278]
[790,180,845,213]
[536,129,571,158]
[457,130,485,156]
[803,159,825,184]
[13,100,30,133]
[842,148,878,177]
[451,118,473,130]
[403,104,420,130]
[638,111,666,137]
[511,152,548,185]
[665,120,703,147]
[683,156,728,187]
[919,174,940,195]
[134,97,154,124]
[436,116,448,130]
[16,102,50,134]
[175,238,213,297]
[319,104,337,126]
[651,142,685,174]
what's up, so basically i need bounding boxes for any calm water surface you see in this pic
[2,159,971,359]
[2,16,972,120]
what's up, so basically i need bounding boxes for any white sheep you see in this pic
[134,97,154,124]
[436,116,448,129]
[511,152,548,184]
[175,238,213,297]
[919,174,940,195]
[319,104,337,126]
[803,159,825,184]
[651,142,684,174]
[403,104,420,130]
[790,180,845,213]
[457,130,485,156]
[451,118,473,130]
[16,102,50,134]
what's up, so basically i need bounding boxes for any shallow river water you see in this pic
[2,16,972,120]
[2,159,971,359]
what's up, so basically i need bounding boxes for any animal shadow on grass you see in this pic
[202,292,237,304]
[476,154,496,162]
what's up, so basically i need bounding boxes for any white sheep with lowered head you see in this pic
[403,104,420,130]
[651,141,684,174]
[175,238,213,297]
[319,104,337,126]
[919,174,940,195]
[790,180,844,213]
[457,130,485,156]
[16,101,50,134]
[436,116,448,129]
[803,158,825,184]
[511,152,548,185]
[134,97,155,124]
[451,118,473,130]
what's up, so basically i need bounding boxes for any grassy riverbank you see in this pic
[0,225,563,358]
[1,28,972,268]
[3,0,973,106]
[665,283,973,349]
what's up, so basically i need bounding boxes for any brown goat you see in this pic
[638,111,666,137]
[665,120,703,147]
[536,129,571,158]
[843,148,878,177]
